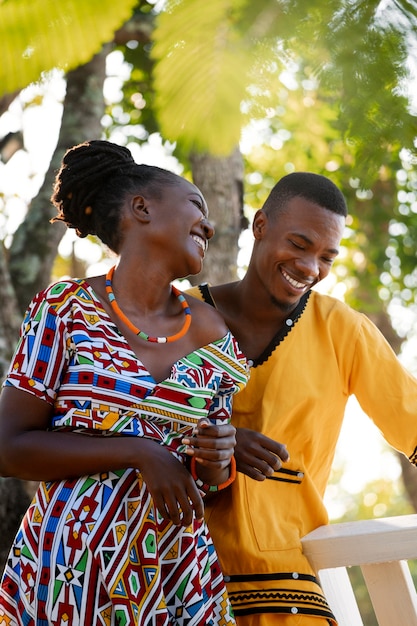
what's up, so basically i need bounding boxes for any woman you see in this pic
[0,140,248,625]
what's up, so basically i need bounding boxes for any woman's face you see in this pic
[139,178,214,277]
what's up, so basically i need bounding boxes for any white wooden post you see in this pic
[301,515,417,625]
[361,560,417,626]
[317,567,364,626]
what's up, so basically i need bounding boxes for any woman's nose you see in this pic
[202,218,215,240]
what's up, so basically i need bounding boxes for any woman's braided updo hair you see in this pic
[51,140,181,253]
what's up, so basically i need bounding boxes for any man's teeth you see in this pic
[192,235,206,251]
[282,270,305,289]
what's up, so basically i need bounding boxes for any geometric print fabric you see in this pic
[0,279,248,625]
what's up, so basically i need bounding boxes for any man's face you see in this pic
[252,196,346,311]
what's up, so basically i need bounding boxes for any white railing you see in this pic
[301,514,417,626]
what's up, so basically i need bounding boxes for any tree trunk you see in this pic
[0,244,21,382]
[189,149,246,285]
[366,310,404,355]
[0,479,32,570]
[364,310,417,511]
[0,47,109,572]
[8,45,110,315]
[398,453,417,512]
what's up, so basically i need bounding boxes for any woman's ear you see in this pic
[131,195,151,223]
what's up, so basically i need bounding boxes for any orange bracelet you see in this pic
[190,456,236,494]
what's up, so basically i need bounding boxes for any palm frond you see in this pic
[152,0,251,154]
[0,0,138,96]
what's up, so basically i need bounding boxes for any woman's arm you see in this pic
[0,386,204,526]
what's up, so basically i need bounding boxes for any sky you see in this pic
[0,64,416,522]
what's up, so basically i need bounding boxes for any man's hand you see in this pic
[182,419,236,487]
[183,420,236,469]
[235,427,289,481]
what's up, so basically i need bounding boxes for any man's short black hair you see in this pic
[263,172,348,218]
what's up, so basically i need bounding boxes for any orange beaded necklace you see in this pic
[105,265,191,343]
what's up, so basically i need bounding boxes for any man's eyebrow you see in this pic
[292,232,339,255]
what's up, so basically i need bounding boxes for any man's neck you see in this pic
[209,280,300,361]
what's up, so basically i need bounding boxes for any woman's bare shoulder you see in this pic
[186,292,229,339]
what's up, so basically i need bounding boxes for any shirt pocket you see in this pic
[245,467,305,552]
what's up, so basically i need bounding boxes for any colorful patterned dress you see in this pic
[0,279,248,626]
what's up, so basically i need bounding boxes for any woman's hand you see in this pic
[136,439,204,527]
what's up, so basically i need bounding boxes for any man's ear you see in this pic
[252,209,268,239]
[131,195,151,223]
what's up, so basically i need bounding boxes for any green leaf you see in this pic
[0,0,138,96]
[152,0,251,155]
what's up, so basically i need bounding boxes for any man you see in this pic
[188,172,417,625]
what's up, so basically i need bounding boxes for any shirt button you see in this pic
[292,572,299,579]
[297,472,304,479]
[285,318,293,326]
[247,359,254,367]
[224,576,230,583]
[291,607,298,614]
